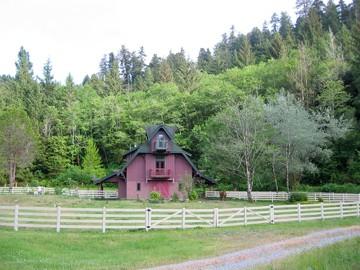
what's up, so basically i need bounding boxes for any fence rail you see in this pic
[0,187,55,195]
[1,202,359,232]
[61,189,118,199]
[205,191,360,202]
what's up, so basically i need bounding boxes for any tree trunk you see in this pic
[285,159,290,193]
[8,162,16,188]
[245,159,253,201]
[272,153,279,192]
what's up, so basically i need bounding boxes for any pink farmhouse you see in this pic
[95,125,213,199]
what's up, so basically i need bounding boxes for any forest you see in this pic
[0,0,360,193]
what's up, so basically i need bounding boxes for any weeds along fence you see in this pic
[206,191,360,202]
[0,202,359,232]
[0,187,55,195]
[61,189,118,199]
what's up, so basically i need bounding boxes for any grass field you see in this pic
[258,237,360,270]
[0,218,359,270]
[0,194,290,208]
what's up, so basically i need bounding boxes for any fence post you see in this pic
[145,208,152,231]
[56,206,61,233]
[357,201,360,217]
[340,202,343,219]
[271,192,274,203]
[244,207,247,225]
[102,207,106,233]
[213,208,219,228]
[342,194,345,202]
[297,203,301,222]
[14,205,19,231]
[182,208,186,229]
[320,203,324,220]
[270,205,275,224]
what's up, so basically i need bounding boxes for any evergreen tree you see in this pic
[149,54,162,83]
[197,48,213,72]
[118,45,133,90]
[14,47,42,120]
[99,54,108,80]
[270,13,280,33]
[279,12,294,41]
[324,0,341,34]
[296,0,313,17]
[82,138,105,179]
[15,46,34,82]
[158,60,173,82]
[235,36,255,67]
[104,52,123,94]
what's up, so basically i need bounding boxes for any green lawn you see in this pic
[0,218,359,270]
[257,237,360,270]
[0,194,289,209]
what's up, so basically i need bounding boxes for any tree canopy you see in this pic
[0,0,359,193]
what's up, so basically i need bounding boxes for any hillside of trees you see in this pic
[1,0,360,193]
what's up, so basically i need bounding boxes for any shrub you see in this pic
[149,191,162,202]
[317,196,324,202]
[188,190,198,201]
[171,192,179,202]
[55,166,92,187]
[289,192,308,202]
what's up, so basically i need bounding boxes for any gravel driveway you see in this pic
[146,226,360,270]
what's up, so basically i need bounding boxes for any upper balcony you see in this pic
[149,168,171,179]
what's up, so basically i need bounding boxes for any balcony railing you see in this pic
[149,169,171,178]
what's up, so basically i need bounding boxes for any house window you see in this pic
[137,183,141,191]
[155,134,167,150]
[156,156,165,169]
[178,183,183,191]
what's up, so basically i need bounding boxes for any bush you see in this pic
[289,192,308,202]
[297,183,360,194]
[55,166,92,187]
[188,190,198,201]
[171,192,179,202]
[149,191,162,202]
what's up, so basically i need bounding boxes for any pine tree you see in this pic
[324,0,341,34]
[82,138,105,179]
[14,47,42,120]
[279,12,294,40]
[149,54,162,83]
[235,36,255,67]
[104,52,123,94]
[270,13,280,33]
[15,46,33,83]
[197,48,213,72]
[159,60,173,82]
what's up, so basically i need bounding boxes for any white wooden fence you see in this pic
[206,191,360,202]
[0,202,359,232]
[0,187,55,195]
[61,189,118,199]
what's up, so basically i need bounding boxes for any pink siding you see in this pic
[117,179,126,199]
[122,153,192,200]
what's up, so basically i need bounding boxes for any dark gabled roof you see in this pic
[146,124,176,141]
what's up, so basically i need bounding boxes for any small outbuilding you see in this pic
[95,124,213,199]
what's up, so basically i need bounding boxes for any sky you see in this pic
[0,0,343,83]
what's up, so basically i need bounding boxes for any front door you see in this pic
[151,181,170,199]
